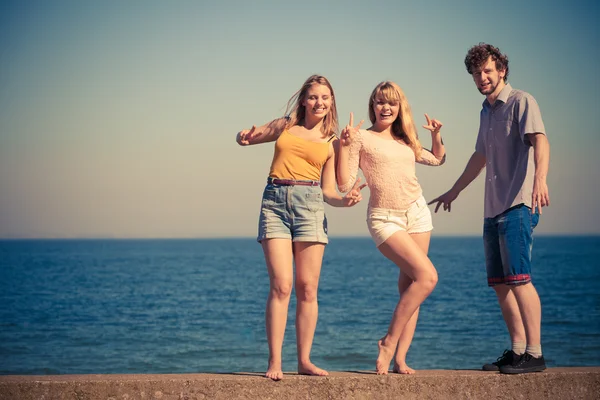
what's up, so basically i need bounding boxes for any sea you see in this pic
[1,236,599,375]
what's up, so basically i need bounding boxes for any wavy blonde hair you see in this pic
[368,81,422,160]
[284,75,339,137]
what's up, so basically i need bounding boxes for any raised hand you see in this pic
[236,125,257,146]
[340,112,364,147]
[422,113,443,134]
[428,189,459,213]
[343,177,368,207]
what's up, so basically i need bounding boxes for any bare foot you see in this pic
[376,337,395,375]
[265,361,283,381]
[298,361,329,376]
[393,360,416,374]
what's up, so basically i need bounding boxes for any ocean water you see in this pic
[0,236,599,375]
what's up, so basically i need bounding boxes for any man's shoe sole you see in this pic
[499,366,546,374]
[482,365,500,371]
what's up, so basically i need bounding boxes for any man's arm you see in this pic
[527,133,550,214]
[428,151,486,212]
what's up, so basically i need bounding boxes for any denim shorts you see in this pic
[483,204,540,286]
[367,195,433,247]
[257,180,328,244]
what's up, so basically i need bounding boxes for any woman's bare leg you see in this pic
[262,238,294,380]
[392,272,418,374]
[375,231,438,374]
[393,231,431,374]
[293,241,329,376]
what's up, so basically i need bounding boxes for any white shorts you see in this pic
[367,196,433,247]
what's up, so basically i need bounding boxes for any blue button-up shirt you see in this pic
[475,83,546,218]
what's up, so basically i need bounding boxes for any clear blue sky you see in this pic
[1,0,598,238]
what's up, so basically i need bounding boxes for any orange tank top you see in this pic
[269,130,332,181]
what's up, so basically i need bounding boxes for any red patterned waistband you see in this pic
[267,178,320,187]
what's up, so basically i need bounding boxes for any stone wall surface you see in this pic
[1,368,599,400]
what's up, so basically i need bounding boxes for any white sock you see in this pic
[526,344,542,358]
[512,341,526,355]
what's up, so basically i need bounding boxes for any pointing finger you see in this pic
[349,112,354,127]
[356,119,364,130]
[424,113,431,125]
[247,125,257,139]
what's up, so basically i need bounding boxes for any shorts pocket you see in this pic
[367,212,389,227]
[407,201,430,230]
[305,192,323,212]
[262,187,279,206]
[406,197,424,216]
[531,211,540,229]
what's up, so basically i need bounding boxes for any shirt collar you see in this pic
[483,83,512,108]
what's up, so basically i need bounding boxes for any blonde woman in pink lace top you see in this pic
[337,81,446,375]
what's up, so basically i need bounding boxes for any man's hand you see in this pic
[428,189,459,213]
[532,177,550,214]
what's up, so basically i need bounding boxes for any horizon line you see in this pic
[1,233,599,240]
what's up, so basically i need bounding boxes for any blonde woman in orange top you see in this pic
[236,75,366,381]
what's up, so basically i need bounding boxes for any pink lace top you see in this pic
[339,129,445,210]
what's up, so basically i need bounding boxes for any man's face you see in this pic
[472,56,506,96]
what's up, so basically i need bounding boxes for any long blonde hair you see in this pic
[284,75,339,137]
[368,81,422,159]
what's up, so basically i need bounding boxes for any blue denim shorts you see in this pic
[483,204,540,286]
[257,180,328,244]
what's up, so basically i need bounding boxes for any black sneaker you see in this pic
[499,352,546,374]
[482,349,516,371]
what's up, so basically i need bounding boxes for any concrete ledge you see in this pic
[1,368,599,400]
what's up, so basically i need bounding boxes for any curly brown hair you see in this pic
[464,43,509,82]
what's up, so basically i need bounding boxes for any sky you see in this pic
[0,0,599,238]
